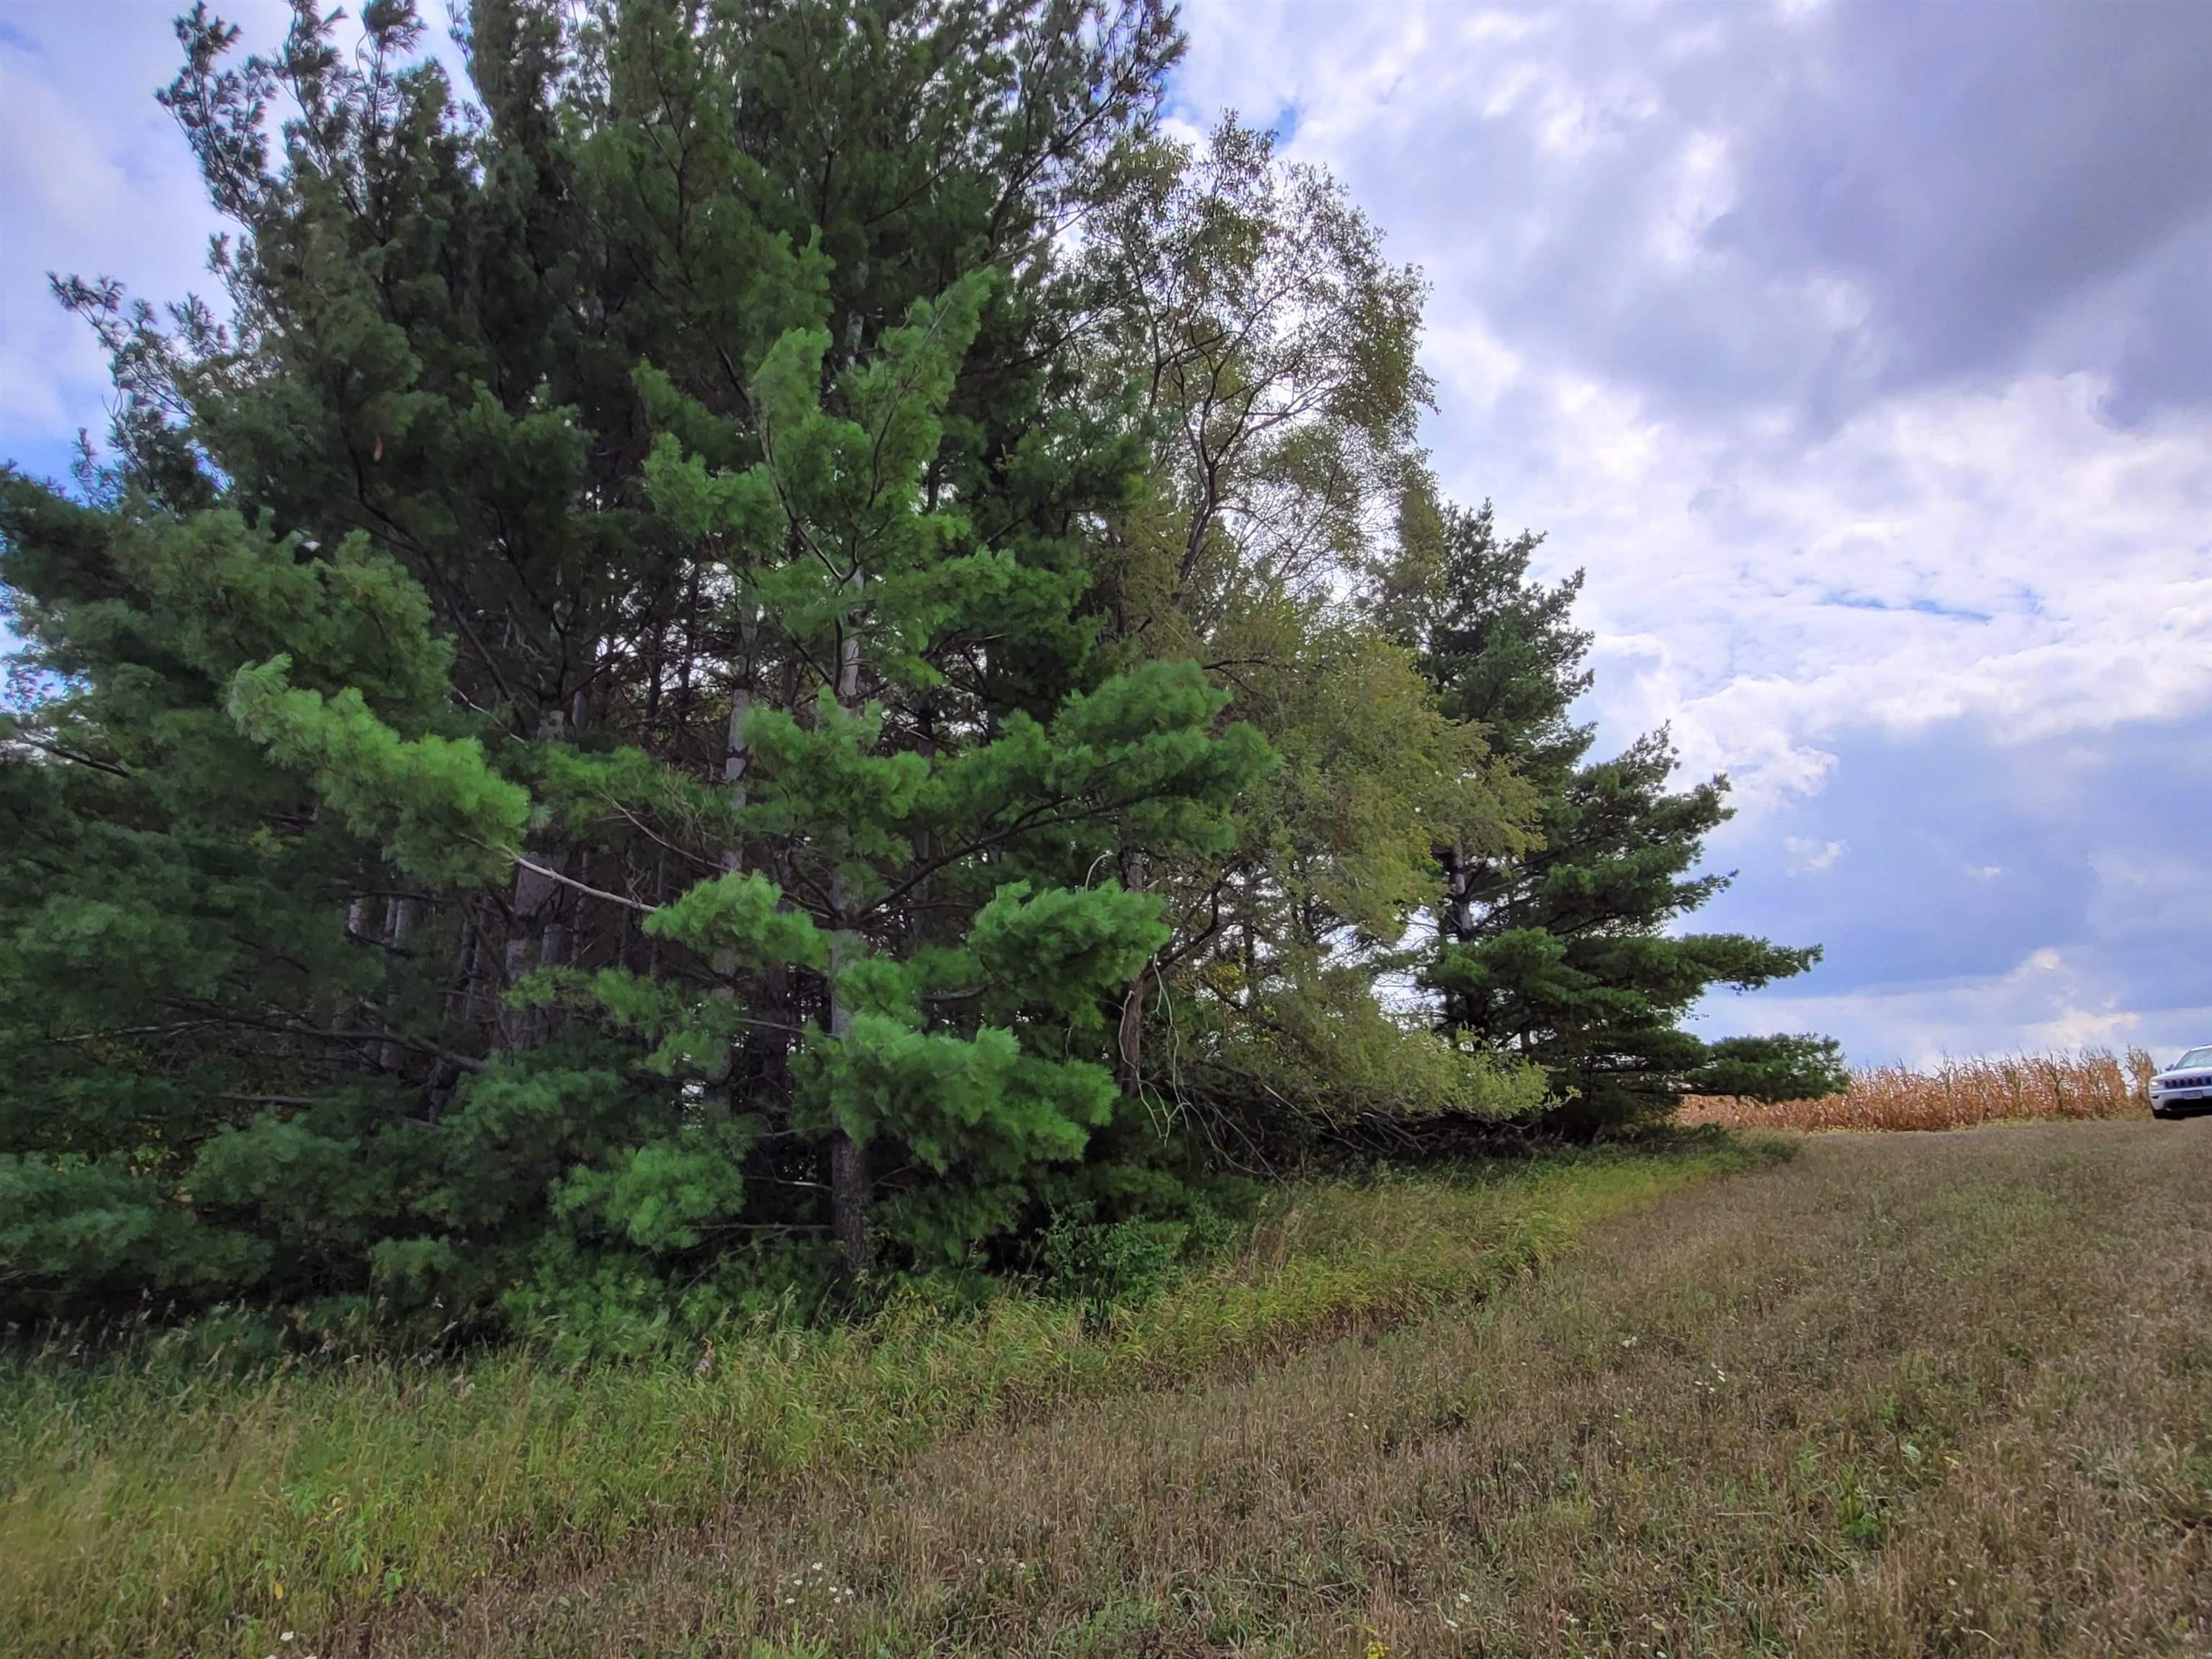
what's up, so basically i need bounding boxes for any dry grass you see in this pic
[13,1124,2208,1658]
[0,1146,1753,1658]
[1681,1046,2160,1132]
[383,1120,2211,1658]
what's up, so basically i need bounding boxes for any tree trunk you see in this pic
[745,652,806,1100]
[1241,873,1258,1010]
[377,892,423,1072]
[496,846,567,1050]
[828,1122,873,1277]
[538,693,588,981]
[537,886,571,974]
[496,707,572,1050]
[711,619,757,1106]
[1115,973,1147,1097]
[1115,855,1151,1097]
[825,575,873,1277]
[909,699,938,943]
[1439,838,1475,1029]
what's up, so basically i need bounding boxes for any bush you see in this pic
[1039,1210,1190,1320]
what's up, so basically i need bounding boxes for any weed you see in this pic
[14,1125,2201,1658]
[1037,1211,1187,1321]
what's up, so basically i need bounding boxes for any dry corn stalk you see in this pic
[1680,1046,2157,1132]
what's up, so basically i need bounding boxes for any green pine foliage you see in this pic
[1,0,1833,1348]
[1387,495,1843,1130]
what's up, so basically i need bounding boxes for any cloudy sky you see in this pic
[4,1,2210,1065]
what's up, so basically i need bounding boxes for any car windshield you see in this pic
[2175,1046,2212,1070]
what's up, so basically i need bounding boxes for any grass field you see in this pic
[7,1122,2208,1657]
[1681,1046,2157,1132]
[0,1142,1761,1658]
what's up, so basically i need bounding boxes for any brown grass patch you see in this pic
[1681,1046,2159,1132]
[377,1120,2212,1658]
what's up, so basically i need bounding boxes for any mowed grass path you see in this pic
[429,1123,2212,1658]
[2,1146,1760,1656]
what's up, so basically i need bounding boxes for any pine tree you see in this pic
[1388,496,1843,1130]
[1,0,1269,1341]
[0,475,477,1313]
[1,0,1837,1343]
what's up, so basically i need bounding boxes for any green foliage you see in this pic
[0,0,1825,1341]
[1388,497,1835,1130]
[644,871,830,970]
[227,655,529,883]
[1199,969,1553,1133]
[553,1120,763,1252]
[0,1154,266,1304]
[1040,1208,1189,1319]
[0,0,1245,1330]
[971,881,1169,1028]
[1690,1033,1851,1102]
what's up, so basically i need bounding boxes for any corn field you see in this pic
[1680,1047,2159,1133]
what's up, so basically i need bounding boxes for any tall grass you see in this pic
[0,1141,1764,1657]
[573,1123,2205,1659]
[1680,1046,2157,1133]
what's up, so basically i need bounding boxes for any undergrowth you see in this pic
[0,1137,1773,1657]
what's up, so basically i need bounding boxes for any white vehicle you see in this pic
[2149,1046,2212,1118]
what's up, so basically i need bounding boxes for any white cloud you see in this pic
[2026,1001,2143,1055]
[1178,0,2212,1059]
[1785,836,1846,874]
[1464,367,2212,820]
[1174,0,2212,769]
[1699,943,2183,1069]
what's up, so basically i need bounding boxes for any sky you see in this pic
[3,0,2210,1067]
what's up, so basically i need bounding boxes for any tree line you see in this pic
[0,0,1840,1351]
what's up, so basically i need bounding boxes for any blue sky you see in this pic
[4,1,2210,1066]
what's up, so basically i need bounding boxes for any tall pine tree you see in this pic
[1,0,1271,1344]
[1384,494,1843,1131]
